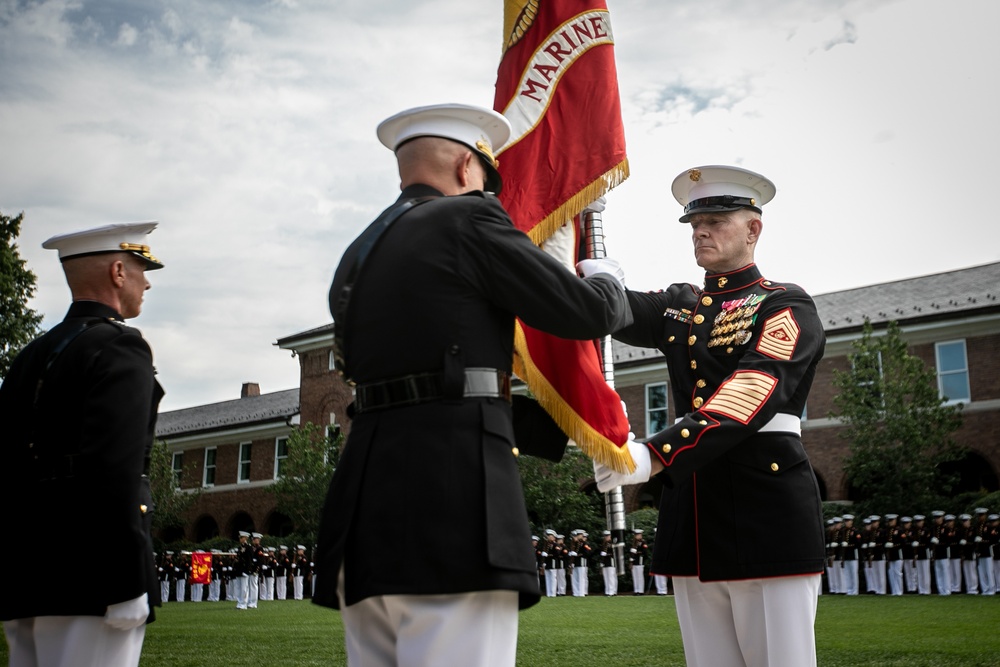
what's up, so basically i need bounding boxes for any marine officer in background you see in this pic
[591,166,827,667]
[312,102,632,667]
[0,223,165,667]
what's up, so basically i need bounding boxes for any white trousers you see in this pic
[887,560,904,595]
[249,574,260,607]
[654,574,669,595]
[933,559,951,595]
[191,583,204,602]
[208,579,221,601]
[276,576,288,600]
[915,560,932,594]
[632,565,645,594]
[979,557,996,595]
[903,560,918,592]
[872,560,887,594]
[841,561,859,596]
[543,569,557,597]
[962,560,979,594]
[160,580,170,603]
[235,574,250,609]
[337,570,518,667]
[555,568,566,595]
[949,559,962,592]
[673,574,820,667]
[571,566,588,597]
[175,579,186,602]
[602,567,617,596]
[4,616,145,667]
[262,577,274,601]
[294,575,305,600]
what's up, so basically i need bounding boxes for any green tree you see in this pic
[832,320,965,515]
[148,439,200,532]
[1,210,44,380]
[266,422,342,543]
[519,446,606,536]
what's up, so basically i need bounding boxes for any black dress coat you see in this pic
[0,300,163,620]
[614,264,826,581]
[313,184,632,610]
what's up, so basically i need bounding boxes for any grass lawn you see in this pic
[2,594,998,666]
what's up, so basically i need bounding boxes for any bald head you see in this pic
[395,136,487,196]
[61,252,150,319]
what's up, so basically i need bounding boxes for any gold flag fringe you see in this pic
[513,321,636,474]
[527,158,630,247]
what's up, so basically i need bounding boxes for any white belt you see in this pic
[675,412,801,435]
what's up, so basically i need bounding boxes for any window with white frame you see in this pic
[203,447,217,487]
[935,340,970,404]
[238,442,252,483]
[171,451,183,487]
[274,437,289,479]
[645,382,669,436]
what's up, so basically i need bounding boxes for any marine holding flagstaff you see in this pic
[312,102,633,667]
[0,222,165,667]
[588,166,827,667]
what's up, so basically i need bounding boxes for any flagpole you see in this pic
[581,206,627,577]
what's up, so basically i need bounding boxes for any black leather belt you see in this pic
[354,368,511,413]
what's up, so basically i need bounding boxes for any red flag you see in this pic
[494,0,633,472]
[190,552,212,585]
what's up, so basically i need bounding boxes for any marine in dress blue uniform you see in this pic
[592,166,826,667]
[0,223,164,667]
[312,103,632,667]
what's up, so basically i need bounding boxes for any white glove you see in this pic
[104,593,149,630]
[931,537,939,545]
[593,441,652,493]
[584,196,606,213]
[600,551,607,557]
[975,536,983,543]
[960,539,967,545]
[885,542,894,548]
[568,551,577,557]
[541,551,548,557]
[912,541,920,548]
[630,548,637,554]
[841,541,848,548]
[577,258,625,291]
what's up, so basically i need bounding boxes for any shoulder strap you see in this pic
[329,196,437,378]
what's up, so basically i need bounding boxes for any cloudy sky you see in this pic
[2,0,997,411]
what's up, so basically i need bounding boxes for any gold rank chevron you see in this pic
[756,308,800,361]
[703,370,777,424]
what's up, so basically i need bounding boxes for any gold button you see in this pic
[770,462,779,472]
[690,360,697,370]
[694,314,705,324]
[140,504,148,514]
[688,336,697,346]
[693,397,704,408]
[681,429,690,438]
[668,335,675,342]
[699,420,708,425]
[702,296,713,306]
[763,281,772,286]
[512,447,519,457]
[696,379,707,388]
[727,347,734,354]
[662,444,672,454]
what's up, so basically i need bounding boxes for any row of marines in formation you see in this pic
[154,532,315,606]
[532,528,660,597]
[824,508,1000,596]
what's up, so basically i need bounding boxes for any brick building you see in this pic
[157,261,1000,540]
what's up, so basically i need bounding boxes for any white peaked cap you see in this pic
[671,165,776,223]
[376,103,510,194]
[42,221,163,269]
